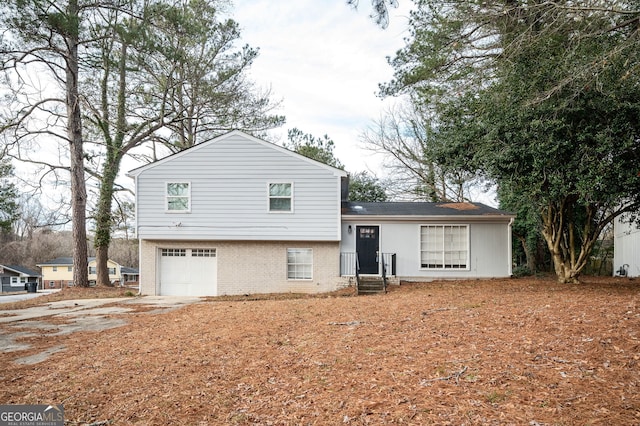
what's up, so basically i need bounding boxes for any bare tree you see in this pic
[1,0,89,286]
[82,0,283,285]
[347,0,400,28]
[361,102,482,202]
[12,194,68,241]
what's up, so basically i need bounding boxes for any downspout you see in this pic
[508,217,514,276]
[133,174,142,296]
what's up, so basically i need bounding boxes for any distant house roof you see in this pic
[36,257,136,270]
[342,201,514,218]
[0,265,41,277]
[121,267,139,275]
[36,257,73,266]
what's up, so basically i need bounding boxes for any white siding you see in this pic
[132,133,345,241]
[341,218,512,279]
[614,216,640,277]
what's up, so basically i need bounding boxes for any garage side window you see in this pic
[269,183,292,212]
[287,248,312,280]
[420,225,469,270]
[166,182,190,212]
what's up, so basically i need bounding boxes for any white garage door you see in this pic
[159,248,217,296]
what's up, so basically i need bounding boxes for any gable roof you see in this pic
[0,265,41,277]
[36,257,75,266]
[36,257,133,268]
[126,130,348,178]
[342,201,514,219]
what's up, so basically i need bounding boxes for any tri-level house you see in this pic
[128,131,515,297]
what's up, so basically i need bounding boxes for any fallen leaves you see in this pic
[0,276,639,424]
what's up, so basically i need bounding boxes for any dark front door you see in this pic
[356,226,379,274]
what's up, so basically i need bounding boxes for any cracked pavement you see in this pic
[0,296,201,364]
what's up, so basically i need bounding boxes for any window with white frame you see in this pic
[166,182,190,212]
[10,277,27,287]
[89,266,115,275]
[269,183,292,212]
[287,248,312,280]
[420,225,469,269]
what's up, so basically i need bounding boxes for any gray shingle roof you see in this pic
[342,201,514,217]
[36,257,137,271]
[1,265,41,277]
[37,257,76,266]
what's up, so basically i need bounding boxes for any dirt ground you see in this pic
[1,276,639,425]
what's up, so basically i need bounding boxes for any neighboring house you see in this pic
[37,257,136,288]
[121,267,140,287]
[128,130,514,297]
[613,214,640,277]
[0,265,41,293]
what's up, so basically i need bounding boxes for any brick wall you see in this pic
[139,240,343,296]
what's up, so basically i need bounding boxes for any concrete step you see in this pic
[357,277,386,295]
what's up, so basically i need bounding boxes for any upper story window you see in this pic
[420,225,469,270]
[166,182,190,212]
[89,266,116,275]
[269,183,292,212]
[52,266,58,272]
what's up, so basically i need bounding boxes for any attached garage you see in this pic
[159,248,217,296]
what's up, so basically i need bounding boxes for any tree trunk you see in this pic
[94,156,120,286]
[516,234,536,273]
[539,200,604,284]
[95,245,111,286]
[66,0,89,288]
[549,249,580,284]
[94,35,127,287]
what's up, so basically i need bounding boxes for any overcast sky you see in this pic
[231,1,412,174]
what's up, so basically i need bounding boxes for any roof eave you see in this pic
[341,214,516,221]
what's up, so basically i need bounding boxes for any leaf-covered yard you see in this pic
[1,277,639,425]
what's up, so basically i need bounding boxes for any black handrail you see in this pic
[381,253,387,293]
[355,252,360,292]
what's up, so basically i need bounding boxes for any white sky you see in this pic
[231,0,412,174]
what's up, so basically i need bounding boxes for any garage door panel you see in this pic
[159,248,217,296]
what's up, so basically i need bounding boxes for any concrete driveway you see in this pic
[0,289,60,304]
[0,295,202,365]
